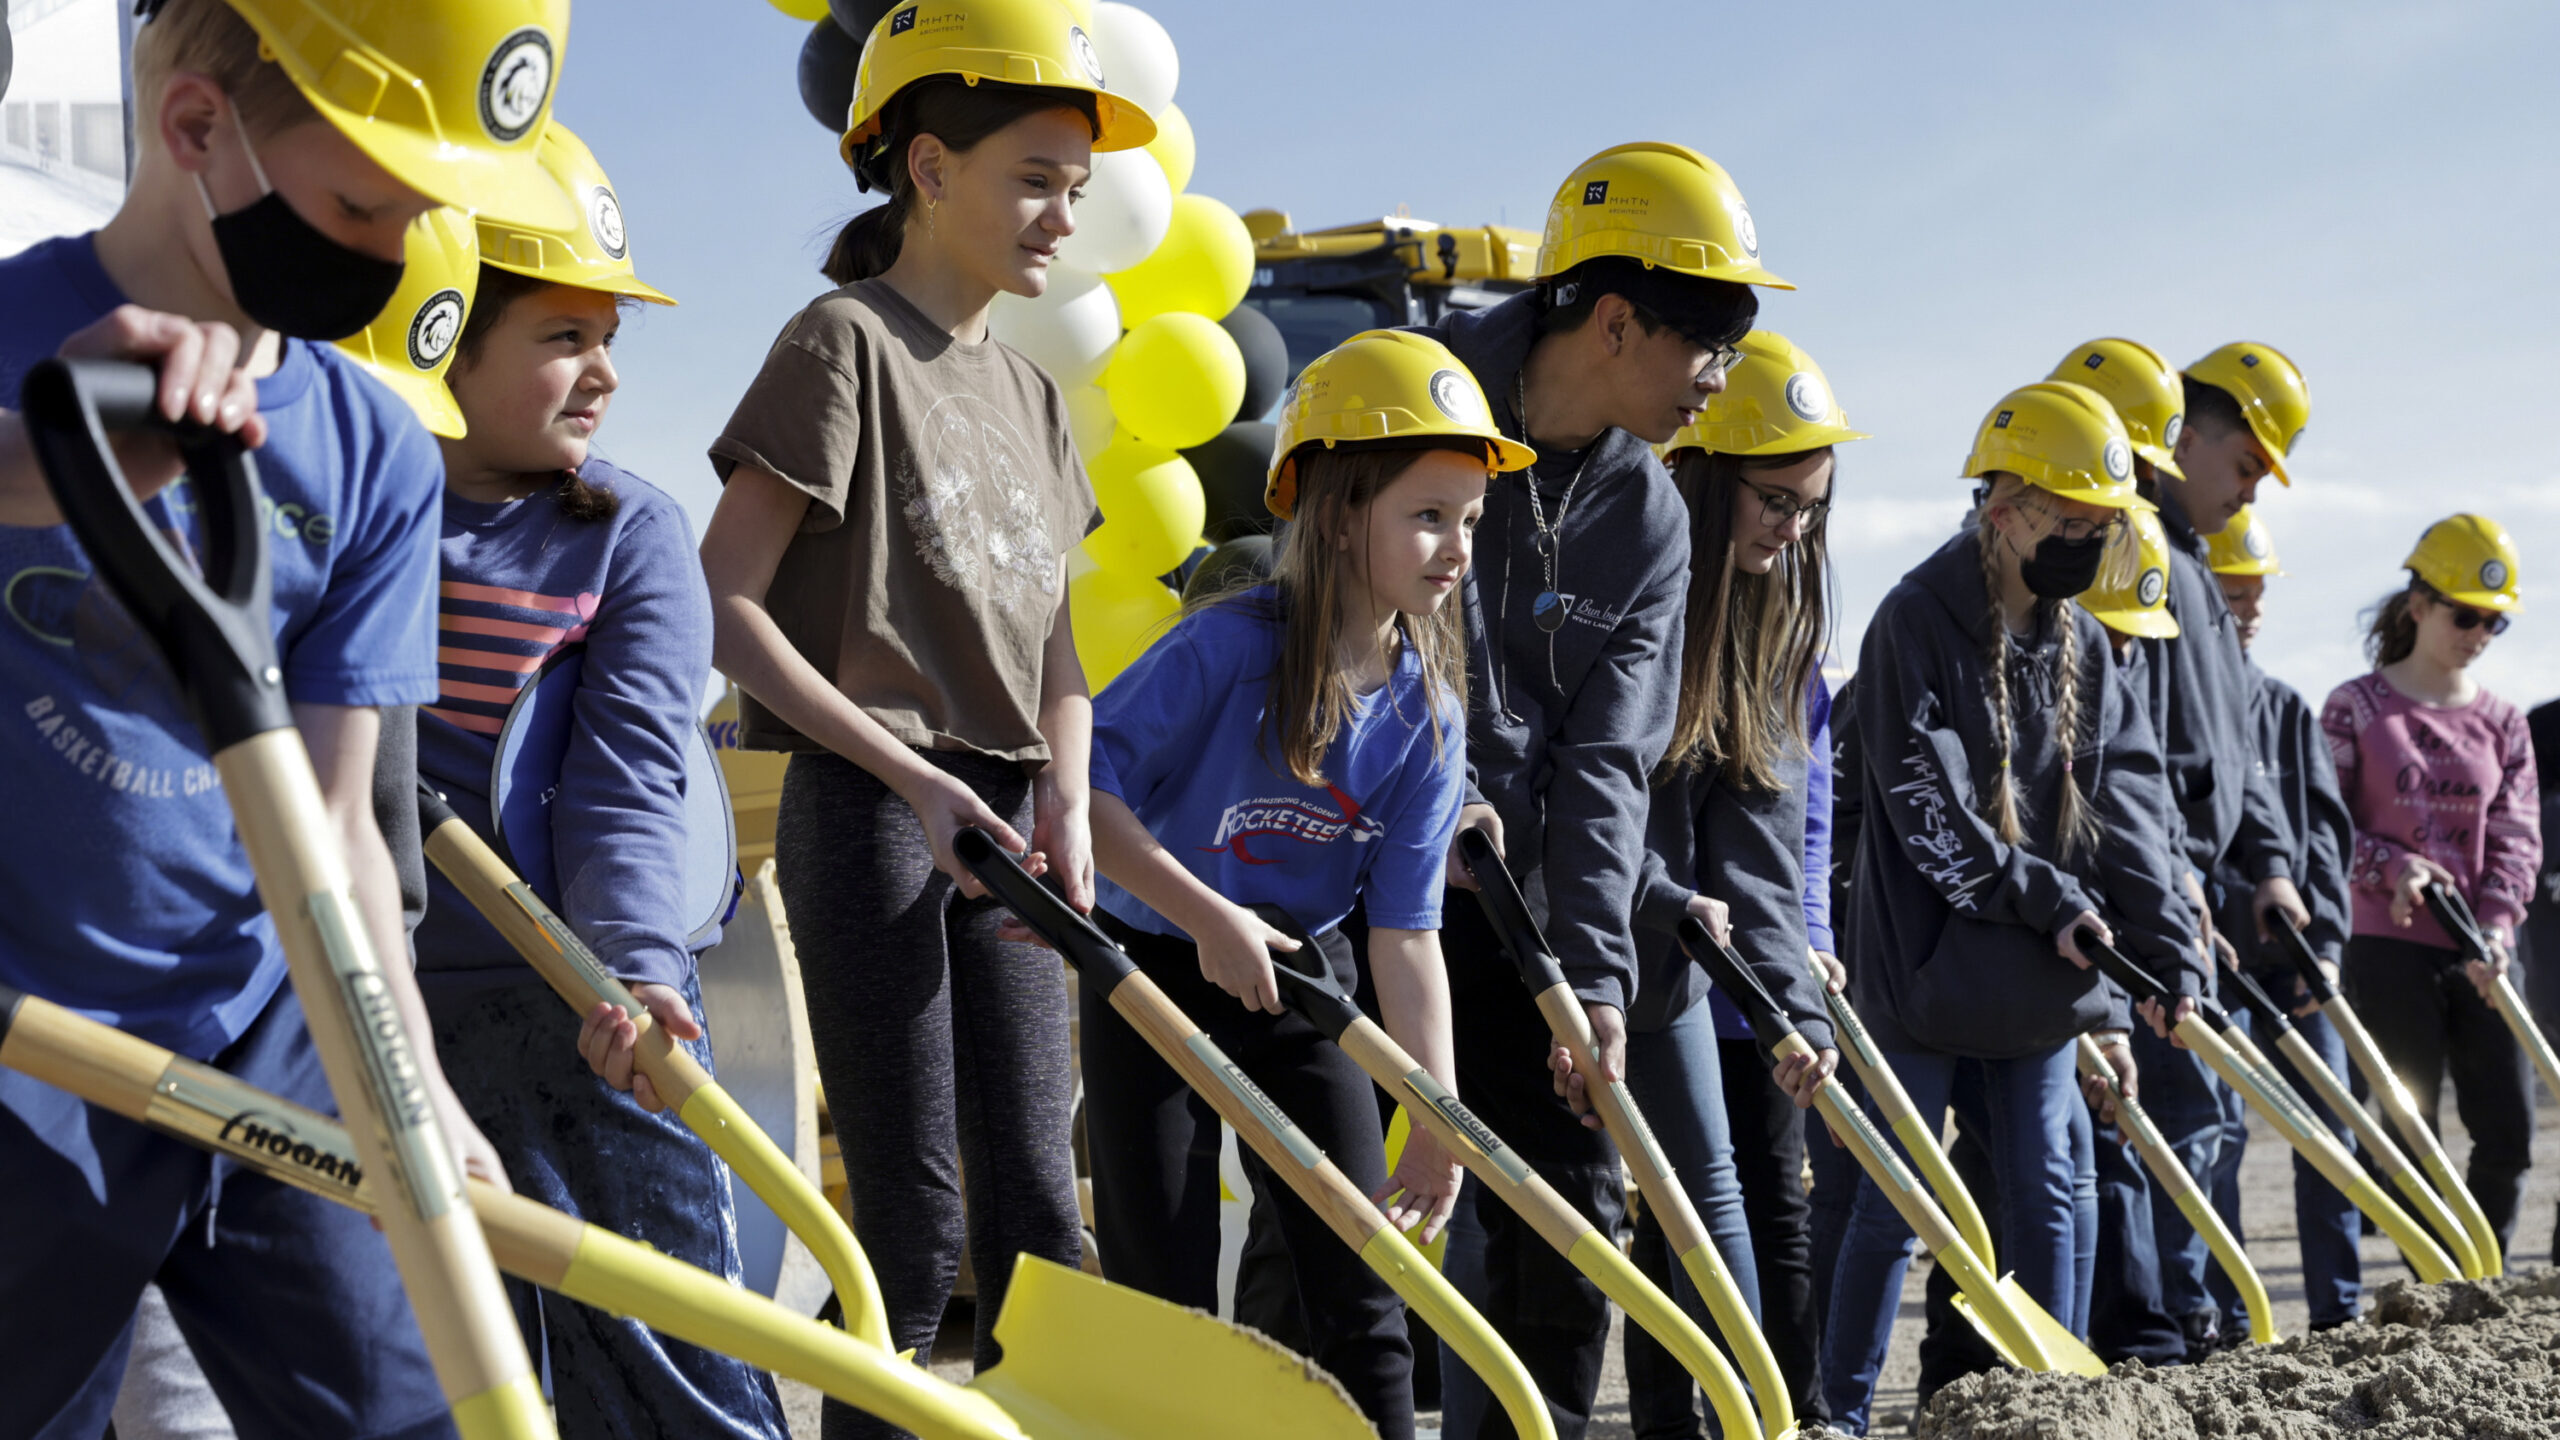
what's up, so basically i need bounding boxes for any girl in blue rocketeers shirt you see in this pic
[1077,330,1531,1440]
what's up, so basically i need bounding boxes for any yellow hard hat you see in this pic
[477,122,675,306]
[2049,338,2185,481]
[2077,508,2180,640]
[2405,513,2521,612]
[222,0,573,229]
[1664,330,1868,458]
[1964,381,2156,513]
[1266,330,1536,521]
[334,206,477,439]
[2206,503,2283,577]
[1534,142,1792,290]
[2183,342,2310,486]
[838,0,1156,173]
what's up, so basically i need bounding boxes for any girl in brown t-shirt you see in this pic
[697,4,1153,1428]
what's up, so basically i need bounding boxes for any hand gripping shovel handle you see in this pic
[0,982,1032,1440]
[2073,928,2460,1283]
[1258,916,1765,1440]
[1820,983,1997,1272]
[2222,954,2480,1275]
[2073,1036,2277,1343]
[20,361,545,1433]
[2424,882,2560,1109]
[1681,919,2087,1377]
[953,829,1559,1440]
[416,786,894,1348]
[1454,835,1792,1434]
[2277,913,2503,1274]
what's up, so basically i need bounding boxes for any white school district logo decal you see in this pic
[478,28,554,144]
[1201,784,1384,865]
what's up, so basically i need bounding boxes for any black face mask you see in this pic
[196,117,403,342]
[2020,531,2108,600]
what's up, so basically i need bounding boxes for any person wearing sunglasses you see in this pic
[2322,513,2543,1257]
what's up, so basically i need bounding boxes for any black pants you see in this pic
[1621,1037,1830,1435]
[777,750,1083,1440]
[1441,895,1624,1440]
[1082,915,1416,1440]
[2343,933,2536,1255]
[2084,1115,2185,1366]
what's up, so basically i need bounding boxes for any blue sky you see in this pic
[563,0,2560,710]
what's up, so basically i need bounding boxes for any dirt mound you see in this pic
[1912,1270,2560,1439]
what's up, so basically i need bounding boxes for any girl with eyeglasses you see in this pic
[1620,332,1856,1431]
[2322,513,2543,1256]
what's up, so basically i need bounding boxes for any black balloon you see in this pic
[1183,535,1276,604]
[1183,422,1278,544]
[828,0,901,40]
[797,17,864,133]
[1221,303,1289,425]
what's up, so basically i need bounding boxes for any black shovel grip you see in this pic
[1678,915,1796,1054]
[2220,962,2297,1038]
[18,358,290,749]
[2422,882,2491,964]
[1457,828,1569,995]
[952,827,1138,994]
[417,782,462,835]
[1250,905,1364,1043]
[2078,927,2233,1030]
[2271,914,2339,1004]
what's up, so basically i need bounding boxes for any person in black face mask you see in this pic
[192,103,407,341]
[1822,379,2206,1432]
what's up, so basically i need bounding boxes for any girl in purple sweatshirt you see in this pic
[2323,513,2542,1256]
[411,127,787,1440]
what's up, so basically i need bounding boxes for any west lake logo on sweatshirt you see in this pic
[1201,784,1385,865]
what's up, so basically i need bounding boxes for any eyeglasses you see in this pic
[1698,341,1746,379]
[1739,475,1830,531]
[2024,497,2125,544]
[2444,603,2512,635]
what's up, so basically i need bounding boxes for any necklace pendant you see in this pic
[1533,591,1569,633]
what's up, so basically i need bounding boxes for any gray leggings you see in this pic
[776,749,1082,1440]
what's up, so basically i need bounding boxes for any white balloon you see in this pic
[988,266,1123,390]
[1057,147,1172,275]
[1091,3,1179,116]
[1065,383,1118,463]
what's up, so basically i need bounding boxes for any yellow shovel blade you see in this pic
[976,1257,1378,1440]
[1935,1244,2105,1377]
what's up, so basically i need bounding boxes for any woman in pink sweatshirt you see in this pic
[2323,513,2542,1255]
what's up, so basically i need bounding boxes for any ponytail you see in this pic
[2364,580,2424,666]
[823,79,1101,286]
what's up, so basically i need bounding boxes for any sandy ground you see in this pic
[779,1089,2560,1440]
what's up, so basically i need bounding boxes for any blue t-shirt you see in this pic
[0,234,442,1059]
[1091,590,1465,938]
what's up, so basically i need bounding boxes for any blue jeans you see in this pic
[2211,1001,2362,1328]
[428,974,789,1440]
[1820,1044,2081,1435]
[1619,996,1763,1437]
[2129,1022,2225,1328]
[0,983,454,1439]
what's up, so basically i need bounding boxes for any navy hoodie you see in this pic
[2214,664,2355,972]
[1851,531,2201,1059]
[2140,486,2295,891]
[1412,294,1689,1014]
[1633,685,1837,1051]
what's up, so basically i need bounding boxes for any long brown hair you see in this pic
[1968,474,2111,865]
[824,80,1101,286]
[1662,448,1833,790]
[2363,578,2428,666]
[1189,442,1475,786]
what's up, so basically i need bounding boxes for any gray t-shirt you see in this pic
[711,279,1096,763]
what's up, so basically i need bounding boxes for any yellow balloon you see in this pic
[1106,311,1246,450]
[1087,434,1207,578]
[1071,565,1181,691]
[1143,102,1196,194]
[1105,193,1256,327]
[769,0,831,19]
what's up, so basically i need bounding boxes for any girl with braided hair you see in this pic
[1820,382,2204,1434]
